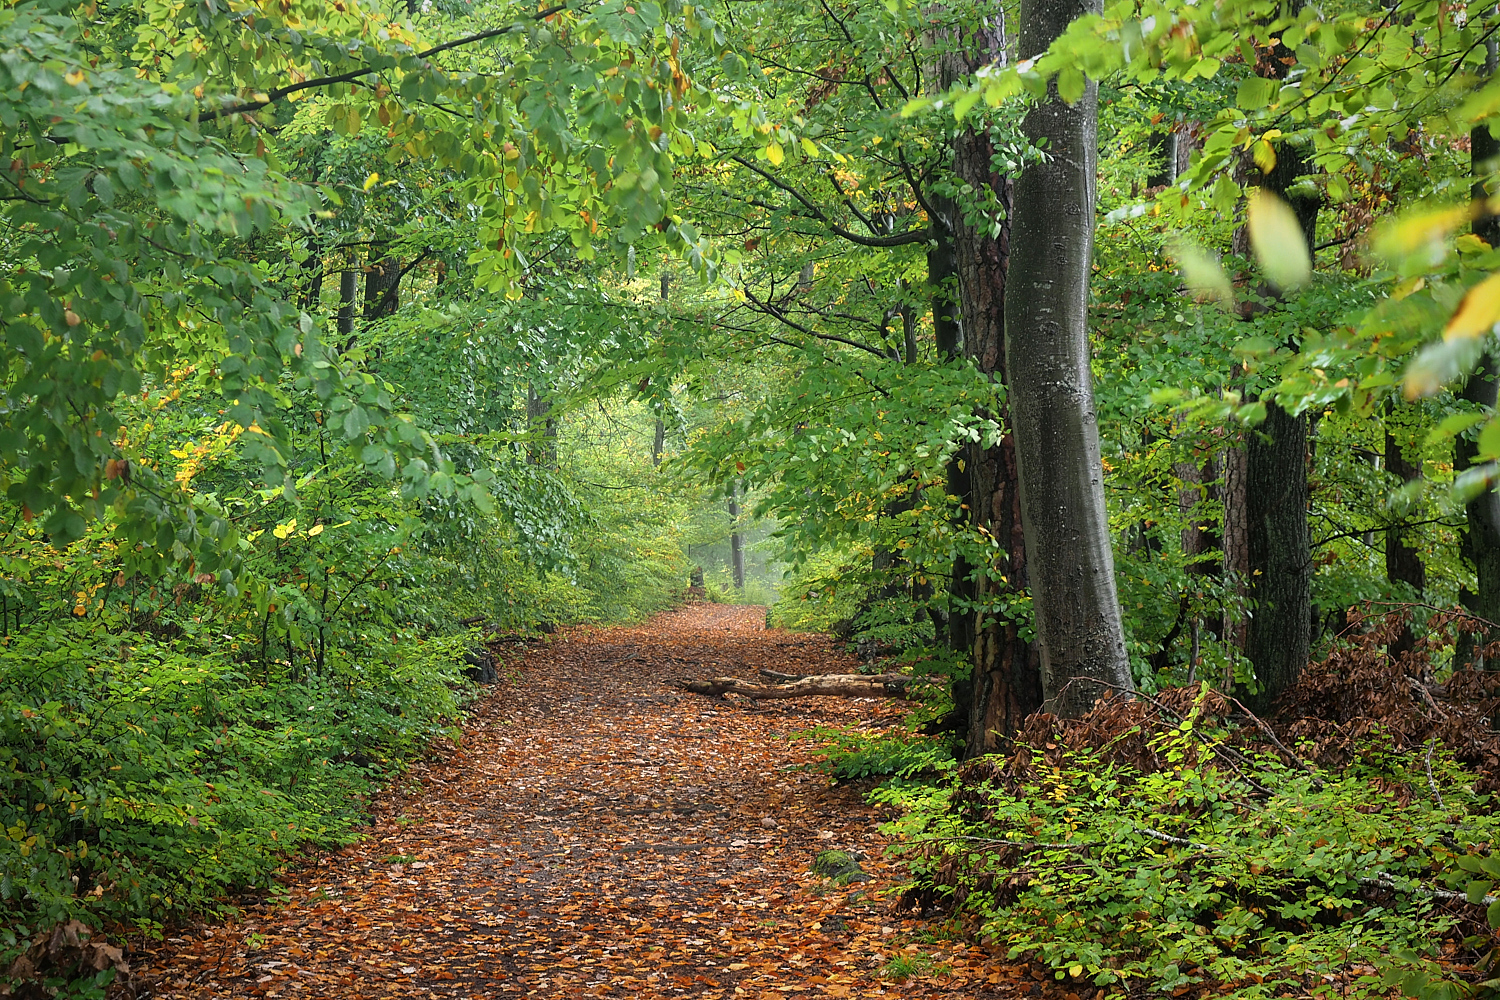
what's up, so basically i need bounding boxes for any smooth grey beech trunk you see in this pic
[1004,0,1133,717]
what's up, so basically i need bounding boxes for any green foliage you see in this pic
[766,549,867,634]
[797,726,957,784]
[880,950,948,981]
[878,692,1500,997]
[0,611,466,949]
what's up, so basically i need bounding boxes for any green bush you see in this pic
[797,726,958,783]
[0,617,467,966]
[877,687,1500,998]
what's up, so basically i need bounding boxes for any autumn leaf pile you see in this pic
[130,605,1042,999]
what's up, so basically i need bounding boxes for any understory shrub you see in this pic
[0,618,468,982]
[797,727,958,783]
[850,608,1500,998]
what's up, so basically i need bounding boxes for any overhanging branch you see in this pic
[202,5,568,121]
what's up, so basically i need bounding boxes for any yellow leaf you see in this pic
[800,137,818,158]
[1445,271,1500,340]
[65,69,85,86]
[1246,189,1310,289]
[765,141,784,166]
[1391,276,1425,301]
[1373,204,1471,265]
[306,524,325,536]
[1457,232,1491,254]
[1251,138,1276,174]
[363,172,380,191]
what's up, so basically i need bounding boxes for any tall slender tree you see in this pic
[1004,0,1133,717]
[1459,37,1500,666]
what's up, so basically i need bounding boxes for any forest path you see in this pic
[136,604,1018,999]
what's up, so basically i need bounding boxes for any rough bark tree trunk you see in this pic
[526,385,557,468]
[363,246,401,322]
[1460,40,1500,668]
[1385,405,1426,656]
[1243,403,1312,712]
[936,4,1042,754]
[1235,26,1319,708]
[1004,0,1132,719]
[337,269,357,342]
[1459,358,1500,667]
[1384,414,1426,599]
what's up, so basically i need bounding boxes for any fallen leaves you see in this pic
[129,605,1047,999]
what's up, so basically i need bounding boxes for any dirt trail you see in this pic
[136,605,1018,999]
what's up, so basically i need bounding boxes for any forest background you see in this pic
[6,0,1500,993]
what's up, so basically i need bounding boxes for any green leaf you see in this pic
[343,405,371,440]
[1057,66,1085,105]
[953,88,982,121]
[1479,419,1500,462]
[1424,412,1486,449]
[1237,76,1275,110]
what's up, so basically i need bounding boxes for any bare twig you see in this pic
[1227,694,1324,790]
[1425,739,1445,809]
[1408,676,1451,721]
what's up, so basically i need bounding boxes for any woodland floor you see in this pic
[133,604,1043,1000]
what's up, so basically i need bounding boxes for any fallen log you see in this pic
[681,673,915,700]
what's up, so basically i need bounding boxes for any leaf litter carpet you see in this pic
[136,605,1033,999]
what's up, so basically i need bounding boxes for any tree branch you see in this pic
[730,156,930,248]
[202,6,567,120]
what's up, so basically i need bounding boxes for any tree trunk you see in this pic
[1384,405,1425,656]
[936,5,1043,753]
[1384,413,1426,599]
[299,237,323,311]
[1459,359,1500,666]
[1221,433,1250,655]
[1146,130,1178,189]
[526,385,557,468]
[1175,439,1222,676]
[363,246,401,322]
[337,268,357,342]
[1003,0,1131,719]
[1460,39,1500,668]
[1234,26,1319,706]
[929,207,962,360]
[728,480,746,591]
[1243,402,1312,712]
[654,273,669,466]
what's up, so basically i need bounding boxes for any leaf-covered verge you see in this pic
[802,608,1500,999]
